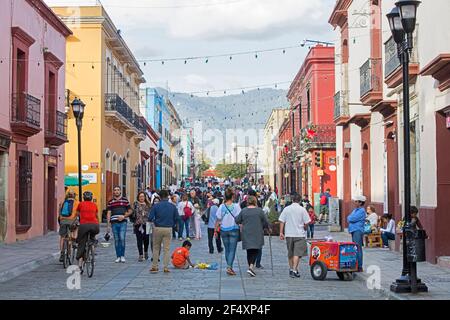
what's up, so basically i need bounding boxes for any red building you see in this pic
[279,45,336,207]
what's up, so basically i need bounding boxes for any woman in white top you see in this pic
[366,206,379,228]
[177,194,195,241]
[380,214,395,248]
[193,203,202,240]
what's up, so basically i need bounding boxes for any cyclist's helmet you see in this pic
[83,191,93,201]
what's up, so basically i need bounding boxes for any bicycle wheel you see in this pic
[71,241,77,265]
[62,239,68,269]
[66,242,72,266]
[86,243,95,278]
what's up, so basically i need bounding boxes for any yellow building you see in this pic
[51,5,146,212]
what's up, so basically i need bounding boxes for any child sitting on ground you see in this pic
[171,240,195,269]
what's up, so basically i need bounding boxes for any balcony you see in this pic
[334,90,350,126]
[45,110,68,146]
[384,36,419,88]
[360,58,383,105]
[105,93,144,138]
[11,93,42,138]
[300,124,336,152]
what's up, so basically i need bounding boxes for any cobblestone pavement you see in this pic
[0,223,388,300]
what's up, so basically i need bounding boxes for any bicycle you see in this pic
[61,222,78,269]
[80,232,98,278]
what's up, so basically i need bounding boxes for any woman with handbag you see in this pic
[215,188,241,276]
[235,195,270,277]
[133,192,151,262]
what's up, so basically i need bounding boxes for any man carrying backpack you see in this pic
[318,188,332,224]
[58,191,79,262]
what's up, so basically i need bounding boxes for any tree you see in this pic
[215,163,246,179]
[195,150,212,177]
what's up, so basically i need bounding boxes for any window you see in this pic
[17,150,32,230]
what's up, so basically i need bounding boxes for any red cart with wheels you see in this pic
[309,241,359,281]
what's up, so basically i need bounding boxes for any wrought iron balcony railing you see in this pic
[334,90,349,120]
[360,58,382,98]
[11,93,41,127]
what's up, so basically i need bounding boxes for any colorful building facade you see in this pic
[0,0,71,243]
[329,0,450,263]
[51,4,145,212]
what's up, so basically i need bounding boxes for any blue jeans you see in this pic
[307,224,315,238]
[178,217,190,239]
[351,230,364,271]
[112,222,127,258]
[221,229,239,268]
[381,232,395,247]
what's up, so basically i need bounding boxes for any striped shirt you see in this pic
[107,197,131,223]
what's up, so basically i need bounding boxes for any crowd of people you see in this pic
[58,182,426,278]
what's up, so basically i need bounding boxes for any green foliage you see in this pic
[215,163,246,179]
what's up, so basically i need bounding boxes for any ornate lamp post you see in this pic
[71,98,86,201]
[387,0,427,294]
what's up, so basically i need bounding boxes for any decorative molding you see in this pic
[420,54,450,92]
[44,51,64,70]
[25,0,72,37]
[11,27,35,47]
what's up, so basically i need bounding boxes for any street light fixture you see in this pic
[71,98,86,201]
[158,147,164,190]
[387,0,427,294]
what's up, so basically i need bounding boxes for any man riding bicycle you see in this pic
[76,191,100,268]
[58,191,79,262]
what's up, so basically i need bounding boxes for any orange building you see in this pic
[280,45,336,207]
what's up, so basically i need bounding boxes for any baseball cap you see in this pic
[212,199,220,205]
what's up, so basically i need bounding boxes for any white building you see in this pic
[329,0,450,264]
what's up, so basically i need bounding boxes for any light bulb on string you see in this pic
[283,49,286,54]
[162,61,165,65]
[205,58,209,63]
[255,53,258,59]
[184,60,187,64]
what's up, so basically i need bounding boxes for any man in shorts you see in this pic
[279,193,311,278]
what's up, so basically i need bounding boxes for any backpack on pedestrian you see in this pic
[60,199,75,217]
[183,201,193,221]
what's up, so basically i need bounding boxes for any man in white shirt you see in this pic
[279,193,311,278]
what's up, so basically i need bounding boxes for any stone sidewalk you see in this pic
[1,224,450,300]
[328,230,450,300]
[0,232,60,283]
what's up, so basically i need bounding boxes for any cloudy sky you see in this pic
[45,0,337,95]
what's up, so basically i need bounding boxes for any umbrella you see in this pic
[64,175,89,187]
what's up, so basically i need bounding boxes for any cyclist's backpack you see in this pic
[183,201,193,221]
[60,199,74,217]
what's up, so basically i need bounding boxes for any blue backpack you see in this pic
[60,199,74,217]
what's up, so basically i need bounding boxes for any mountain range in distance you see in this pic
[156,87,289,131]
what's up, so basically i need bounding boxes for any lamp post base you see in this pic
[390,276,428,293]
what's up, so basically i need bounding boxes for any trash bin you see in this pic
[415,229,427,262]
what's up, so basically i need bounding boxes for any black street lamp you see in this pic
[272,138,278,191]
[179,149,184,186]
[71,98,86,201]
[387,0,427,294]
[158,147,164,190]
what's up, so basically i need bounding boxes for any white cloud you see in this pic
[46,0,334,40]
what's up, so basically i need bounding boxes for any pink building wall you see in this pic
[0,0,71,243]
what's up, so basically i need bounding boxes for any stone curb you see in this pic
[354,272,406,300]
[0,251,60,284]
